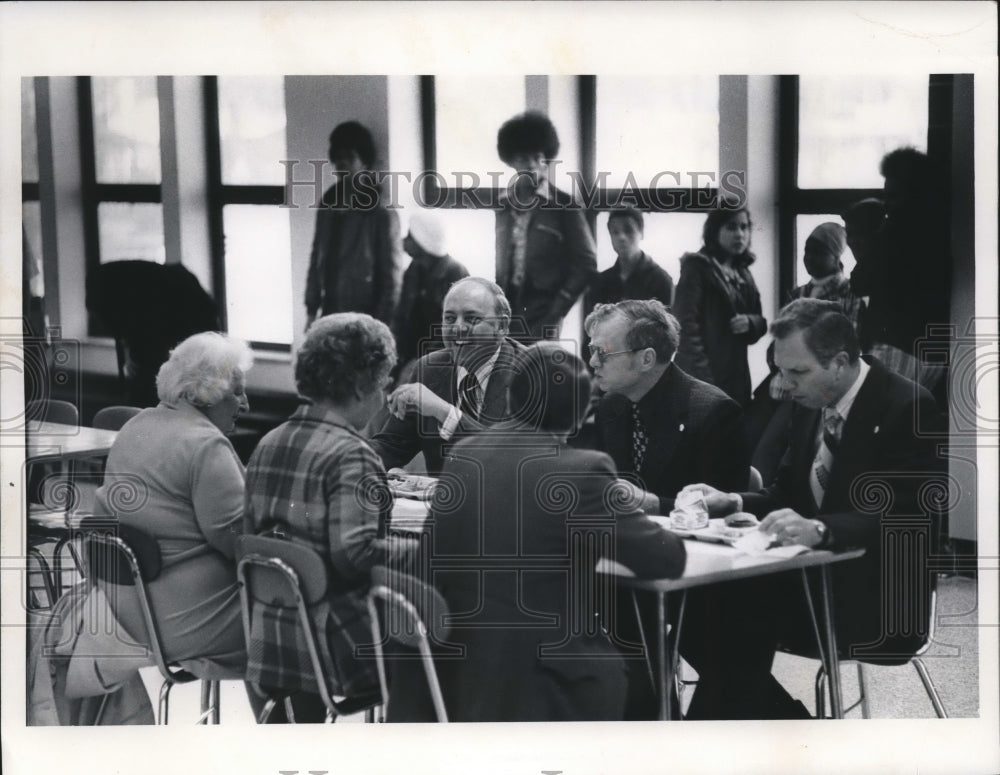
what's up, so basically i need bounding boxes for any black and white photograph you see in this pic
[1,3,997,774]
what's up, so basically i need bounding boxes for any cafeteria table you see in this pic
[388,477,865,721]
[599,538,866,720]
[26,420,119,466]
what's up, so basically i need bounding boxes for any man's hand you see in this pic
[678,483,741,517]
[759,508,824,548]
[613,479,661,514]
[386,382,451,423]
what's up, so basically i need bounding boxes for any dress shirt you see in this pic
[438,344,503,440]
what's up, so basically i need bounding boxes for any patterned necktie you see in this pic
[631,402,648,472]
[459,372,480,421]
[809,407,843,508]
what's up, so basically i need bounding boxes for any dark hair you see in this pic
[702,206,754,266]
[841,197,886,237]
[296,313,396,402]
[607,206,644,233]
[328,121,376,168]
[584,299,680,364]
[497,111,560,164]
[879,147,930,184]
[508,342,590,434]
[770,298,860,365]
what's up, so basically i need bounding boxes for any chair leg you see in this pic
[256,697,278,724]
[913,658,948,718]
[158,680,174,725]
[196,680,221,724]
[27,546,57,610]
[856,663,871,719]
[814,664,827,719]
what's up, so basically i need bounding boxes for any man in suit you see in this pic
[682,298,945,719]
[584,298,748,718]
[495,111,597,342]
[586,299,749,514]
[385,343,687,721]
[370,277,525,476]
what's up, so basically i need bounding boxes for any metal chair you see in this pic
[26,400,82,607]
[92,405,142,431]
[80,518,220,724]
[236,534,382,723]
[809,569,947,719]
[366,565,450,722]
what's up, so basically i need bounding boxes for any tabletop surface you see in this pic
[387,481,865,584]
[26,421,119,462]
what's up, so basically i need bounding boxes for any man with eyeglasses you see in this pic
[371,277,526,476]
[584,298,749,719]
[585,299,749,516]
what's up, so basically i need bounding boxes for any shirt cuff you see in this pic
[732,493,743,513]
[439,406,462,440]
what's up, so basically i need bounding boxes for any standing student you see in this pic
[589,206,674,310]
[674,206,767,407]
[494,111,597,342]
[304,121,403,329]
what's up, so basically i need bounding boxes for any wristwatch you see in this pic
[810,519,831,548]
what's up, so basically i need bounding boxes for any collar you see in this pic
[498,176,554,207]
[293,401,363,436]
[830,359,870,421]
[456,343,503,388]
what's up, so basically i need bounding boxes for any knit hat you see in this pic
[806,222,846,259]
[407,211,447,257]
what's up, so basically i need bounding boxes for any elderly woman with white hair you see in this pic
[93,331,253,677]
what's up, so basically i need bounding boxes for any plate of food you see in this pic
[666,513,763,545]
[386,469,438,501]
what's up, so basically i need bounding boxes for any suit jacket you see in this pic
[495,186,597,340]
[596,364,749,514]
[369,338,526,476]
[742,358,945,659]
[386,434,687,721]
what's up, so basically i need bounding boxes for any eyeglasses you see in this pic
[588,345,639,365]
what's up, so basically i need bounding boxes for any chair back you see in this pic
[26,399,79,426]
[235,534,338,716]
[77,517,196,685]
[369,566,450,647]
[93,405,142,431]
[366,565,450,721]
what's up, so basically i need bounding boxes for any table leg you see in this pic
[819,565,844,718]
[656,590,671,721]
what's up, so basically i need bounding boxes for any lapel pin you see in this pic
[873,425,880,434]
[679,423,685,432]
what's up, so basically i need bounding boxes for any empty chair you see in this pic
[366,565,450,722]
[92,405,142,431]
[80,517,220,724]
[236,534,382,723]
[26,399,80,427]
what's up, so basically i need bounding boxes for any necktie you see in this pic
[809,408,843,509]
[631,402,648,473]
[509,211,531,289]
[459,372,480,421]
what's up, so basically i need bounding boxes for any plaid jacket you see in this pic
[243,404,395,698]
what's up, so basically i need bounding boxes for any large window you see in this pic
[82,76,166,265]
[778,75,934,299]
[206,76,292,348]
[22,79,43,300]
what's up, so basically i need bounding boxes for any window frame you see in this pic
[203,75,290,353]
[776,74,951,302]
